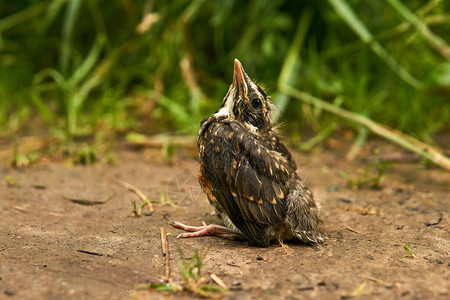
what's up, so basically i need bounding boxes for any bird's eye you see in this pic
[251,98,262,109]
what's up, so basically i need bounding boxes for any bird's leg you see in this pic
[275,239,294,252]
[171,221,245,241]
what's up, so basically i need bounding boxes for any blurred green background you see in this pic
[1,0,449,160]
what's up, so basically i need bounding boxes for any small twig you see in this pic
[226,262,239,268]
[344,205,379,216]
[48,212,65,217]
[126,133,196,149]
[341,282,371,298]
[115,179,154,212]
[365,276,393,288]
[345,225,360,234]
[32,184,46,190]
[14,206,28,212]
[361,151,447,163]
[425,214,443,226]
[160,227,170,280]
[77,249,103,256]
[210,274,227,290]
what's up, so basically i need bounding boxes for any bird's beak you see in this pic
[233,59,248,102]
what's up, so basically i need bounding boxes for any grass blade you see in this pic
[32,68,68,91]
[328,0,371,42]
[230,0,285,57]
[403,242,416,258]
[274,6,313,115]
[43,0,69,30]
[298,124,336,152]
[31,93,53,124]
[0,1,48,32]
[327,0,424,89]
[386,0,450,60]
[346,126,369,161]
[69,35,106,88]
[320,14,450,62]
[282,85,450,171]
[60,0,83,76]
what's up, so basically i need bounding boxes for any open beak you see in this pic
[233,59,248,102]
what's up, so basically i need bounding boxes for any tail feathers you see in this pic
[297,230,325,244]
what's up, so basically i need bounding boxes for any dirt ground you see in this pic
[0,139,448,300]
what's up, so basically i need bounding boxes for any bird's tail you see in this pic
[286,181,324,244]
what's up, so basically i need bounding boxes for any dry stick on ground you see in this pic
[345,225,360,234]
[210,274,227,290]
[160,227,170,280]
[126,133,196,149]
[180,7,210,103]
[282,85,450,172]
[14,206,28,212]
[365,276,393,288]
[114,179,154,212]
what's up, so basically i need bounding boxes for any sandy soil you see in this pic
[0,141,448,299]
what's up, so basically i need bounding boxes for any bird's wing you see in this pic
[199,118,293,247]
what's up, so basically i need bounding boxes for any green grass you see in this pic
[177,249,223,297]
[339,149,387,190]
[403,242,416,258]
[0,1,449,162]
[5,176,18,187]
[143,248,224,298]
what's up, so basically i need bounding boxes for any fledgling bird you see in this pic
[172,59,323,247]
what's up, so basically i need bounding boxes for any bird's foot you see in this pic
[171,221,244,241]
[275,239,294,252]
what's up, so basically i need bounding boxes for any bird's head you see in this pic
[217,59,274,133]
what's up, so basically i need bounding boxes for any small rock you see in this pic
[339,198,352,203]
[231,281,241,286]
[4,290,15,297]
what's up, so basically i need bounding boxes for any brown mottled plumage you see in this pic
[172,59,323,247]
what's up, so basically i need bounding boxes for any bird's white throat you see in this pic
[216,88,236,118]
